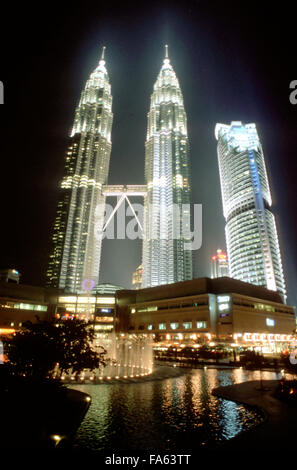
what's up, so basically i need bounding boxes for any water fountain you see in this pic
[97,332,154,380]
[65,332,154,383]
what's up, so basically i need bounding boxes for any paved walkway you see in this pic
[212,380,297,449]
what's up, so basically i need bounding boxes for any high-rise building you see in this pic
[0,268,20,284]
[215,121,286,300]
[132,265,142,290]
[211,249,229,278]
[46,48,113,292]
[142,46,193,287]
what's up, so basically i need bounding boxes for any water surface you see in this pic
[71,367,279,451]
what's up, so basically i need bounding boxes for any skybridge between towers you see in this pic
[102,184,147,197]
[101,184,147,233]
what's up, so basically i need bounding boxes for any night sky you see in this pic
[1,1,296,306]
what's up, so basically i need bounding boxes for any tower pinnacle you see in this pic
[101,46,106,60]
[165,44,169,58]
[99,46,106,67]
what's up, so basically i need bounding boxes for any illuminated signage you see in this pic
[98,308,112,313]
[243,332,292,342]
[81,279,95,292]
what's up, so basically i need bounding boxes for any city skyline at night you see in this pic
[1,1,297,457]
[1,1,296,307]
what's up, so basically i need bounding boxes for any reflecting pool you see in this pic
[71,367,280,451]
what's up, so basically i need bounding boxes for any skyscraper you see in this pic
[132,264,143,290]
[142,46,193,287]
[215,121,286,300]
[211,249,229,278]
[46,48,113,292]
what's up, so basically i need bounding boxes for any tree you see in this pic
[5,318,107,380]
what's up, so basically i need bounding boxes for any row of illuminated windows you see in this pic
[0,302,47,312]
[146,321,207,331]
[94,324,113,331]
[232,300,293,315]
[254,303,275,312]
[58,296,115,305]
[131,301,208,314]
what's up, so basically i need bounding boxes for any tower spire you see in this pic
[165,44,169,59]
[101,46,106,60]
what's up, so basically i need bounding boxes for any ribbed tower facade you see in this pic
[46,48,113,292]
[142,47,193,287]
[215,121,286,300]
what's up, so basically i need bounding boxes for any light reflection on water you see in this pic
[71,368,280,451]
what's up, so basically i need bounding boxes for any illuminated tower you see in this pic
[215,121,286,300]
[46,47,113,292]
[142,46,193,287]
[211,249,229,278]
[132,264,143,290]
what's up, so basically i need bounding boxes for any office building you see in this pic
[142,46,193,287]
[0,268,21,284]
[46,48,113,292]
[132,265,143,290]
[215,122,286,301]
[211,249,229,278]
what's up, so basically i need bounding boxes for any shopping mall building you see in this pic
[116,277,296,353]
[0,277,296,354]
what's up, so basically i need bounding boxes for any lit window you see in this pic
[95,316,113,323]
[266,318,275,327]
[94,325,113,331]
[147,306,157,311]
[159,323,166,330]
[183,322,192,329]
[95,297,115,305]
[197,321,207,329]
[170,322,179,330]
[218,303,229,312]
[217,295,230,303]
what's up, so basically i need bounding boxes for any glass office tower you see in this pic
[211,249,229,278]
[142,46,193,287]
[46,48,113,292]
[215,121,286,300]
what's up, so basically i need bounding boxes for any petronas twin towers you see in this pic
[46,46,193,292]
[142,46,192,287]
